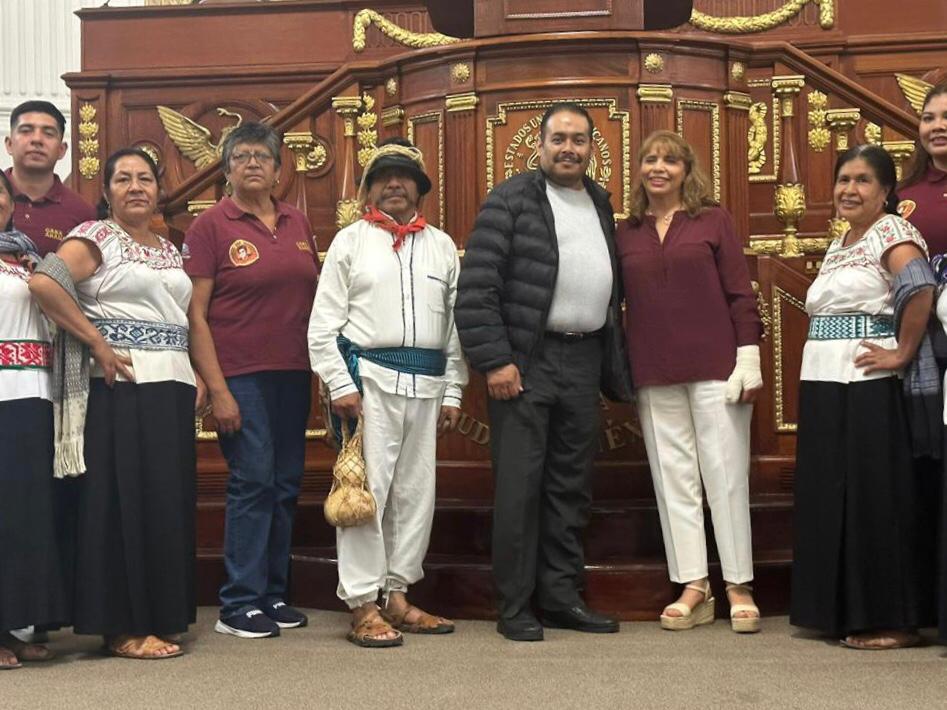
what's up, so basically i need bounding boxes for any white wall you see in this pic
[0,0,145,177]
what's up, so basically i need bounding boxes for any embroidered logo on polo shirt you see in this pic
[229,239,260,267]
[44,227,64,242]
[296,240,313,253]
[897,199,917,220]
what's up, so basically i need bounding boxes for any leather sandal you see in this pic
[0,633,54,663]
[106,635,183,660]
[660,580,715,631]
[0,645,22,670]
[840,631,920,650]
[381,603,455,635]
[347,609,404,648]
[725,583,761,634]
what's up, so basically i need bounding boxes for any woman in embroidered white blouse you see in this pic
[791,144,933,651]
[30,148,197,660]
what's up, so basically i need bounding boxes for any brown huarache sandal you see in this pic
[381,604,455,635]
[347,611,404,648]
[840,631,920,650]
[0,633,54,663]
[106,634,183,660]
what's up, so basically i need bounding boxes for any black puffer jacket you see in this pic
[456,169,632,402]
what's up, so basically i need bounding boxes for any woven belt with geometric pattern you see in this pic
[0,339,53,369]
[92,318,189,352]
[807,313,896,341]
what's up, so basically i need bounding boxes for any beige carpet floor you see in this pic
[4,608,947,709]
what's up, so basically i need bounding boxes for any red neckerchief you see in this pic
[362,206,427,252]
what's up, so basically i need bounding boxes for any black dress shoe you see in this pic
[540,605,619,633]
[496,613,544,642]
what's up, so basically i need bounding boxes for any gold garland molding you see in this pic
[690,0,834,34]
[353,9,461,53]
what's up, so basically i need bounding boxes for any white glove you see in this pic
[725,345,763,404]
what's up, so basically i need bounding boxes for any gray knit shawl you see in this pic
[34,253,89,477]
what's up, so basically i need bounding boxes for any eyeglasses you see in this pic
[230,151,275,166]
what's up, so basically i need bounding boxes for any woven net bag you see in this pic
[324,416,376,528]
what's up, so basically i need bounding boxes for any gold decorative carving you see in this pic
[385,77,398,96]
[771,75,805,118]
[332,96,363,138]
[77,103,100,180]
[748,101,769,175]
[445,92,479,113]
[356,93,378,168]
[748,235,829,255]
[774,183,807,257]
[407,111,445,226]
[827,217,850,241]
[806,90,830,152]
[751,281,772,340]
[643,53,665,74]
[724,92,752,111]
[882,140,917,181]
[187,200,217,216]
[336,198,361,229]
[690,0,834,34]
[450,62,472,84]
[135,143,160,167]
[352,9,461,53]
[895,73,933,115]
[284,132,328,172]
[748,79,780,183]
[825,108,860,151]
[486,98,631,219]
[157,106,243,169]
[731,62,747,81]
[637,84,673,104]
[676,99,721,201]
[381,106,405,127]
[196,416,326,442]
[864,122,882,145]
[771,285,807,433]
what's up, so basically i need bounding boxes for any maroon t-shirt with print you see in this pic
[5,169,96,256]
[183,196,320,377]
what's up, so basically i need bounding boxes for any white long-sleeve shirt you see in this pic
[308,217,467,406]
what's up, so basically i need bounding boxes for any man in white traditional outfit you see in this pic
[308,138,467,648]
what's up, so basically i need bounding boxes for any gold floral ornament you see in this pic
[731,62,746,81]
[157,106,244,169]
[356,93,378,168]
[690,0,834,34]
[385,77,398,96]
[451,63,471,84]
[352,9,461,53]
[807,90,830,152]
[748,102,768,174]
[643,53,665,74]
[78,103,100,180]
[864,122,882,145]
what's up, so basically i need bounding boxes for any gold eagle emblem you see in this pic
[156,106,244,169]
[895,73,934,116]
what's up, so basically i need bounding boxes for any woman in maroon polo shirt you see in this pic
[185,122,319,639]
[899,82,947,642]
[616,130,763,633]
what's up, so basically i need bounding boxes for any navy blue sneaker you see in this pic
[263,601,308,629]
[215,608,280,639]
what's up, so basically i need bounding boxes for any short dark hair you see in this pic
[220,121,283,171]
[539,102,595,140]
[10,100,66,137]
[0,170,15,231]
[834,144,901,216]
[97,147,161,219]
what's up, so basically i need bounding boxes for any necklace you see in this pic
[646,207,681,225]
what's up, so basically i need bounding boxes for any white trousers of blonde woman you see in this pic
[336,377,440,609]
[637,380,754,584]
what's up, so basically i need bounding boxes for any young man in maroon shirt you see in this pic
[5,100,95,256]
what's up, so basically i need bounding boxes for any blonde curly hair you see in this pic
[627,130,716,225]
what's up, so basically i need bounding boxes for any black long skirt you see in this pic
[0,397,67,632]
[791,377,920,636]
[71,380,197,637]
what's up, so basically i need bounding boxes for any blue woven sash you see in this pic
[807,313,895,341]
[337,334,446,392]
[93,318,189,352]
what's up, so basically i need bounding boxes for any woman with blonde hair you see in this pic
[616,130,763,632]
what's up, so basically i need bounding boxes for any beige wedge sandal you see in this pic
[725,583,761,634]
[660,580,715,631]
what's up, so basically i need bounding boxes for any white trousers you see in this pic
[637,380,754,584]
[336,378,440,608]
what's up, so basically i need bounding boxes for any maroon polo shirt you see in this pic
[183,196,320,378]
[5,169,96,256]
[616,206,762,387]
[900,165,947,256]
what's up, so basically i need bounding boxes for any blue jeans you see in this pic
[218,370,311,617]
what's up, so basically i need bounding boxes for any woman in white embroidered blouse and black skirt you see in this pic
[0,169,66,670]
[29,148,197,660]
[791,144,935,650]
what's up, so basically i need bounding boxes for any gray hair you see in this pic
[220,121,282,172]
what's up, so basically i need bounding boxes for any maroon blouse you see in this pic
[616,206,762,387]
[899,165,947,256]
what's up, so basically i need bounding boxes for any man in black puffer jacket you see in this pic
[456,103,632,642]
